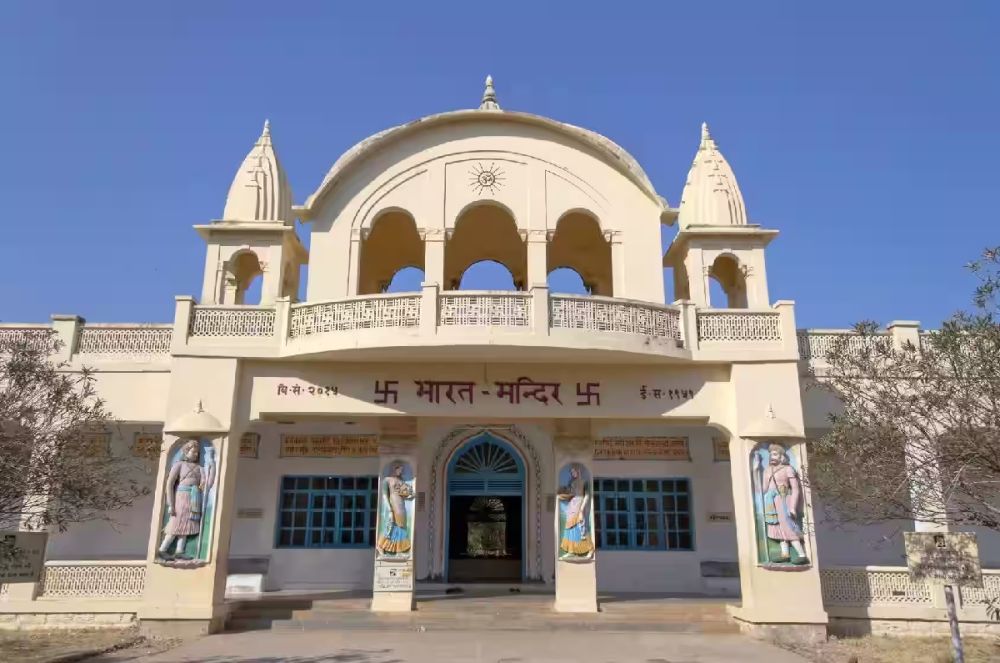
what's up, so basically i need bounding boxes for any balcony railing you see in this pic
[439,291,531,327]
[550,294,681,340]
[3,295,805,361]
[696,309,782,343]
[796,330,890,361]
[291,293,420,337]
[38,560,146,599]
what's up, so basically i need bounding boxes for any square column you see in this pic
[727,435,827,642]
[553,437,598,613]
[138,357,242,637]
[371,437,419,612]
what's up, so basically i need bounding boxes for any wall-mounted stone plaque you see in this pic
[280,434,378,458]
[0,532,47,583]
[713,438,730,462]
[373,562,413,592]
[594,437,689,461]
[905,532,982,587]
[83,432,111,458]
[237,508,264,519]
[240,433,260,459]
[132,433,162,459]
[708,512,734,523]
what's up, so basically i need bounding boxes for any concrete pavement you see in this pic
[90,628,808,662]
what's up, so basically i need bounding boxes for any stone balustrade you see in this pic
[38,560,146,600]
[3,295,812,361]
[0,325,54,351]
[796,329,891,362]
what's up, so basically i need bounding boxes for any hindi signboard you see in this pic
[280,435,378,458]
[373,562,413,592]
[905,532,982,588]
[0,532,47,584]
[594,437,690,461]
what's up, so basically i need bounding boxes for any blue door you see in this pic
[446,433,525,582]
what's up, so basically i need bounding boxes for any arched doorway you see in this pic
[446,432,525,582]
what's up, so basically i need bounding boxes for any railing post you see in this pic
[674,300,698,351]
[887,320,921,352]
[274,296,291,353]
[420,282,439,338]
[531,284,550,335]
[773,300,798,357]
[171,296,195,354]
[50,314,83,362]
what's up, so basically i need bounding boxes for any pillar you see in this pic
[423,229,445,287]
[526,230,548,291]
[371,437,419,612]
[137,358,242,637]
[727,435,827,642]
[553,437,598,613]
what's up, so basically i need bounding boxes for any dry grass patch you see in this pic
[0,627,144,663]
[788,634,1000,663]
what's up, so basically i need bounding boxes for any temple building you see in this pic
[2,77,997,639]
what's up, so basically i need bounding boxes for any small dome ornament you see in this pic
[164,400,228,437]
[479,75,501,111]
[742,404,802,439]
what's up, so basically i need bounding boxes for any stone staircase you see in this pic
[226,588,739,633]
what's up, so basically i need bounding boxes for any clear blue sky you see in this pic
[1,2,996,327]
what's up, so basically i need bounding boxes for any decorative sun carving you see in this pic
[468,162,506,196]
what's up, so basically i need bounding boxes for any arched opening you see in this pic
[384,266,425,293]
[446,431,525,582]
[458,260,517,291]
[547,266,590,295]
[445,204,525,291]
[547,211,612,296]
[708,254,748,308]
[358,210,424,295]
[227,251,263,305]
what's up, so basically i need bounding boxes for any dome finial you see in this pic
[479,74,501,110]
[263,119,271,136]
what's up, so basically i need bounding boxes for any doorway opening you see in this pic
[446,432,525,582]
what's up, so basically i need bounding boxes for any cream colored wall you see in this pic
[45,424,159,560]
[305,120,664,303]
[592,425,738,595]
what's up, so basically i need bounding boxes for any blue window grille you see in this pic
[276,475,378,548]
[594,478,694,551]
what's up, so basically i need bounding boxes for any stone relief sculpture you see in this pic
[157,439,217,564]
[376,461,415,559]
[557,463,594,561]
[751,442,810,568]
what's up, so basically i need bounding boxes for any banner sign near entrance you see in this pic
[279,435,378,458]
[373,561,413,592]
[0,532,47,583]
[594,437,690,461]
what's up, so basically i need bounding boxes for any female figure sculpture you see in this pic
[377,462,415,557]
[753,442,810,566]
[558,463,594,560]
[158,439,216,560]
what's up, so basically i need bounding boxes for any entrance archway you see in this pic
[445,432,525,582]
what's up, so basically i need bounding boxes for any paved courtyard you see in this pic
[90,629,807,663]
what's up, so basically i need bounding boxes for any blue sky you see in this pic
[1,2,996,327]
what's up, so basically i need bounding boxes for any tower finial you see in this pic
[263,119,271,135]
[701,121,715,147]
[479,75,500,110]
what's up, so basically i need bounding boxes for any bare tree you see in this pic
[807,247,1000,532]
[0,333,149,563]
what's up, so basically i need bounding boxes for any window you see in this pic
[594,478,693,551]
[276,475,378,548]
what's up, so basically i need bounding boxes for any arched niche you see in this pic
[226,250,263,305]
[444,203,526,291]
[358,209,424,295]
[708,254,748,308]
[547,211,612,296]
[385,265,426,293]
